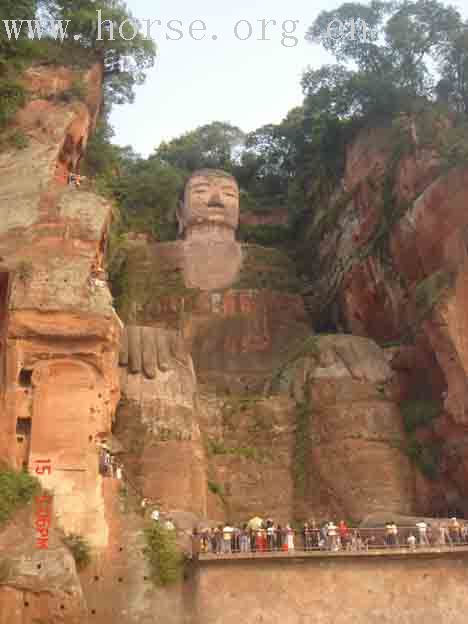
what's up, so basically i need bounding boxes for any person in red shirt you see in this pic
[339,520,350,551]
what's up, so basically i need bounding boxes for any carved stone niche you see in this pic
[0,302,121,547]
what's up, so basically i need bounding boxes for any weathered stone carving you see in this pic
[177,169,240,238]
[176,169,243,290]
[116,325,207,517]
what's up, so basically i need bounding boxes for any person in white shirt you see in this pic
[327,522,338,551]
[150,509,160,522]
[416,521,429,546]
[407,534,416,550]
[222,524,234,553]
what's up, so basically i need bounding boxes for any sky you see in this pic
[110,0,468,157]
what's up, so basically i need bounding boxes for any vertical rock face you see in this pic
[0,64,121,547]
[0,511,87,624]
[274,335,416,520]
[303,114,468,512]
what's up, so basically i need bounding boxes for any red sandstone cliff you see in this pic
[304,113,468,514]
[0,64,122,622]
[2,63,467,624]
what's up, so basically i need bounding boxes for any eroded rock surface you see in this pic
[302,115,468,513]
[0,64,121,551]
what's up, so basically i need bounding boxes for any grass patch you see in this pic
[238,223,292,247]
[293,382,313,499]
[143,522,183,586]
[16,260,33,283]
[208,480,224,497]
[0,558,14,583]
[232,245,302,293]
[63,533,91,571]
[400,399,442,433]
[401,437,442,481]
[0,78,27,130]
[206,438,267,461]
[0,467,40,527]
[270,335,319,389]
[414,270,455,318]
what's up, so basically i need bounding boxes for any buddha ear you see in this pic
[176,200,184,236]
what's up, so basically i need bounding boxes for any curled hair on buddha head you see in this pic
[187,168,237,182]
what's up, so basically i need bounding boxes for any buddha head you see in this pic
[177,169,240,239]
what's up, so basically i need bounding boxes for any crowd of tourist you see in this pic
[191,517,468,556]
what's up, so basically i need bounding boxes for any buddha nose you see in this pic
[208,189,224,207]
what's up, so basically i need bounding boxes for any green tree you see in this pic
[108,155,183,240]
[436,24,468,113]
[305,0,465,117]
[42,0,156,104]
[156,121,244,174]
[0,0,37,64]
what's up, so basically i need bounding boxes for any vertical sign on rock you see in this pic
[34,459,52,549]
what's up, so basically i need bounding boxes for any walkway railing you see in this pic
[198,527,468,558]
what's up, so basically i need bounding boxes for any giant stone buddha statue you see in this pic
[176,169,242,291]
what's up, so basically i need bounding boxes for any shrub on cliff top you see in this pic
[143,522,183,586]
[0,467,40,527]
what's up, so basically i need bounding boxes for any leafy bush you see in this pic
[143,522,182,586]
[238,224,292,247]
[414,270,455,318]
[207,480,224,497]
[0,467,40,527]
[16,260,33,282]
[0,79,26,129]
[293,385,313,498]
[8,130,29,149]
[62,533,92,570]
[57,79,88,103]
[403,437,442,481]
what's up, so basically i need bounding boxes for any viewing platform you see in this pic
[199,544,468,563]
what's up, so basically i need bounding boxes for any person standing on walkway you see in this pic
[328,521,338,551]
[302,523,311,551]
[191,529,201,561]
[213,527,222,554]
[240,525,250,553]
[267,522,275,551]
[339,520,349,550]
[286,524,295,552]
[416,520,429,546]
[276,525,283,551]
[222,523,233,554]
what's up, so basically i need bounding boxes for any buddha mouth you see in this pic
[208,201,225,210]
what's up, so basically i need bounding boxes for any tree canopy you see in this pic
[155,122,245,174]
[304,0,468,117]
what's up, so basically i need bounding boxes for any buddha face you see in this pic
[178,170,240,235]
